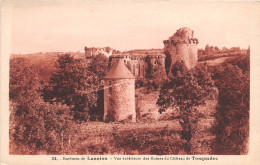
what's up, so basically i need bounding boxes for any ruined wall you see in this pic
[104,79,136,122]
[175,43,198,69]
[164,27,199,74]
[85,47,113,58]
[128,58,147,78]
[109,55,165,79]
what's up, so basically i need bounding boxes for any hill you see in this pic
[11,52,85,84]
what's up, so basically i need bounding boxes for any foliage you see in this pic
[158,64,216,111]
[198,45,248,62]
[43,54,96,121]
[136,58,167,93]
[224,54,250,73]
[211,63,249,154]
[87,54,108,121]
[9,57,74,154]
[44,54,108,121]
[87,53,109,82]
[10,98,74,154]
[157,64,217,153]
[9,57,42,101]
[170,61,188,77]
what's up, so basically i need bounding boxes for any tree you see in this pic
[198,48,205,55]
[170,61,188,77]
[9,57,42,102]
[205,45,211,55]
[9,57,73,154]
[87,54,109,121]
[44,54,99,121]
[214,46,220,52]
[136,58,167,93]
[212,63,249,154]
[157,64,217,153]
[10,96,73,154]
[87,53,109,82]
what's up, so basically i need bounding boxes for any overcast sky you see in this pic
[8,0,258,54]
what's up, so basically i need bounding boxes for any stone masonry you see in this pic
[164,27,199,75]
[103,60,136,122]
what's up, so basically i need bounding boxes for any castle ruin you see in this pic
[163,27,199,75]
[85,46,118,58]
[101,27,199,123]
[109,49,166,78]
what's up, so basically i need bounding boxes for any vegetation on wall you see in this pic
[136,58,167,93]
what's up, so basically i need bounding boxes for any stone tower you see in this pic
[103,59,136,122]
[163,27,199,75]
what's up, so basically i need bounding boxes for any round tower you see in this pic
[163,27,199,75]
[103,60,136,122]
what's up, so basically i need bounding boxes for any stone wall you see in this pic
[104,79,136,122]
[175,43,198,70]
[109,56,165,79]
[164,27,199,74]
[85,47,113,58]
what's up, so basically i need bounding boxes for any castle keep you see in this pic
[164,27,199,75]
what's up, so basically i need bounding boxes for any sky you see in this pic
[7,0,259,54]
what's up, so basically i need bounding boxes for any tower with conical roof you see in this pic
[103,59,136,122]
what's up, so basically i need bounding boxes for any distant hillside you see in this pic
[10,52,85,84]
[199,52,249,67]
[126,48,163,54]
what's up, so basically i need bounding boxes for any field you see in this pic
[57,120,184,155]
[199,56,233,66]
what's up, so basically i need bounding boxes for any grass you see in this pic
[58,120,184,155]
